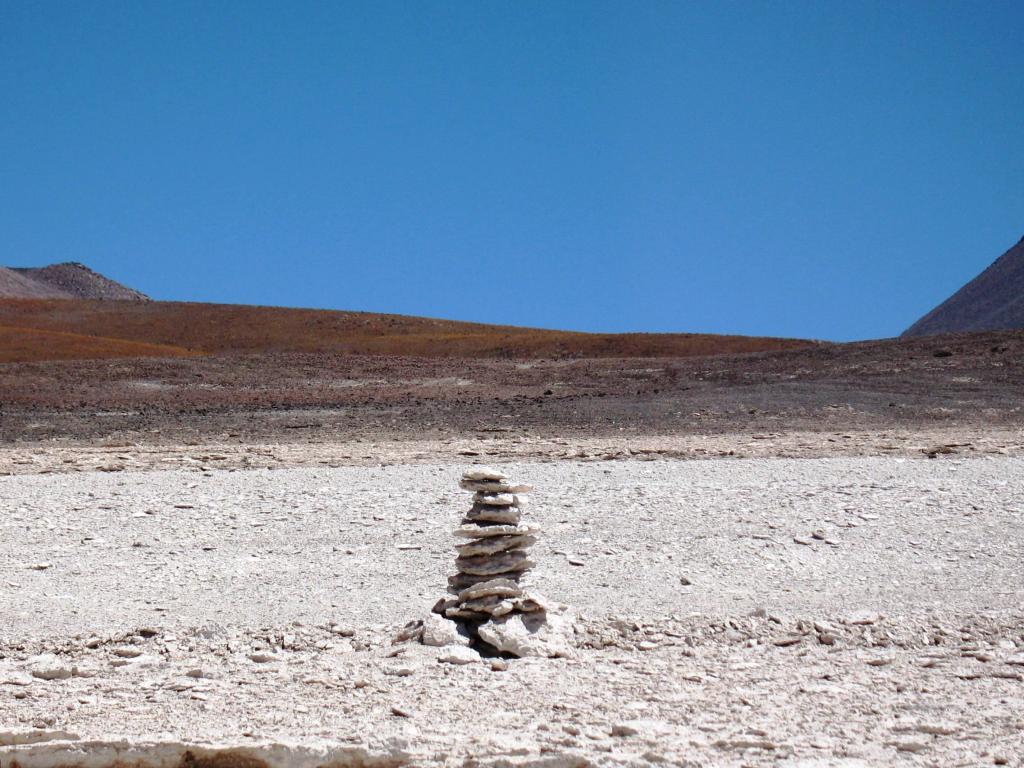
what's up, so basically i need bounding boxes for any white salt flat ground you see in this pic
[2,457,1022,767]
[2,457,1022,636]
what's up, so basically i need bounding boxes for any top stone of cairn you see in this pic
[461,468,509,482]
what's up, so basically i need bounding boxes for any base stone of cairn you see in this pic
[423,468,574,658]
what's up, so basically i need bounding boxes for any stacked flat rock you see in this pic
[433,469,550,627]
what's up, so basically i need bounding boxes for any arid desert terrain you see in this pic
[1,293,1023,767]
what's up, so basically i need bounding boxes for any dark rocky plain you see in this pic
[1,329,1020,447]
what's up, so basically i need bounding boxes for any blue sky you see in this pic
[2,1,1021,341]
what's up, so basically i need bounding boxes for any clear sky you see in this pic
[2,1,1021,341]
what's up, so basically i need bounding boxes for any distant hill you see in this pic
[0,262,149,301]
[903,236,1024,337]
[0,261,816,363]
[0,298,816,363]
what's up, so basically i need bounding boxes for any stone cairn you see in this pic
[425,468,571,657]
[434,468,539,621]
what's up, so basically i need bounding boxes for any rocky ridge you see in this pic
[0,263,148,301]
[904,235,1024,336]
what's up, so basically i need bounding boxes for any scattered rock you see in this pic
[166,678,196,692]
[109,654,160,669]
[611,722,642,737]
[772,635,802,647]
[889,740,929,753]
[477,609,575,658]
[714,738,777,751]
[421,615,470,647]
[28,655,74,681]
[394,620,424,643]
[846,610,883,625]
[437,645,479,665]
[431,596,458,615]
[813,620,840,635]
[893,722,958,736]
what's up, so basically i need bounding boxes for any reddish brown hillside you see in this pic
[0,299,815,362]
[0,325,194,363]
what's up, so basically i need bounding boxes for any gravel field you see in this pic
[2,456,1024,766]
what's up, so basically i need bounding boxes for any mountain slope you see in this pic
[0,262,149,301]
[903,236,1024,337]
[0,267,70,299]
